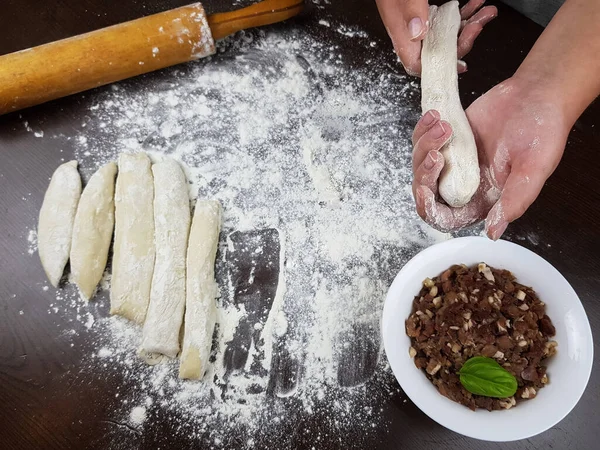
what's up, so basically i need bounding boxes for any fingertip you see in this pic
[485,5,499,20]
[420,110,439,127]
[486,220,508,241]
[413,110,441,147]
[423,151,436,170]
[484,200,508,240]
[436,120,453,140]
[460,0,486,20]
[457,60,468,73]
[422,150,443,171]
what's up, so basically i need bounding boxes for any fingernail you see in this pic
[430,122,446,139]
[458,60,467,70]
[408,18,424,40]
[422,111,436,126]
[424,151,437,170]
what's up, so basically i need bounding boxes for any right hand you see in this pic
[411,76,570,239]
[375,0,498,76]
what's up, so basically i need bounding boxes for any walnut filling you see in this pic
[406,263,557,411]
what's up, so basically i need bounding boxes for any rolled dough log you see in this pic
[110,153,155,324]
[421,1,480,207]
[38,160,82,287]
[138,159,191,364]
[179,200,221,380]
[70,162,117,300]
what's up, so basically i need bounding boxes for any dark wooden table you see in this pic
[1,1,598,449]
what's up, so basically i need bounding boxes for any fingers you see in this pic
[457,23,483,60]
[457,5,498,59]
[412,110,440,146]
[414,150,444,197]
[484,170,546,240]
[460,0,486,20]
[375,0,430,75]
[411,113,454,228]
[403,0,430,41]
[412,117,452,171]
[464,5,498,27]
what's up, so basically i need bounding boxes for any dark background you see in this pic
[1,1,598,449]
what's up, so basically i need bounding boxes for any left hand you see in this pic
[411,76,570,239]
[375,0,497,76]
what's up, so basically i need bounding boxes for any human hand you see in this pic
[375,0,497,76]
[411,76,570,239]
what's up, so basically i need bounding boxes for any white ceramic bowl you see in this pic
[382,236,594,442]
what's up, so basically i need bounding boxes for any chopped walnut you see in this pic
[499,397,516,409]
[521,387,537,399]
[516,290,526,301]
[478,263,495,282]
[544,340,558,357]
[426,360,442,375]
[497,319,508,333]
[409,347,417,358]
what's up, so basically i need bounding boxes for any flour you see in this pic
[27,228,37,255]
[32,25,452,448]
[129,406,147,426]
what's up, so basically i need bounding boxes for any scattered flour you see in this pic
[32,26,453,448]
[129,406,147,426]
[27,228,37,255]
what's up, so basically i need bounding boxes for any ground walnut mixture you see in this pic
[406,263,557,411]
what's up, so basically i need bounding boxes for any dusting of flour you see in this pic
[38,27,450,447]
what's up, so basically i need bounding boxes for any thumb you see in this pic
[376,0,430,74]
[484,169,546,240]
[403,0,431,41]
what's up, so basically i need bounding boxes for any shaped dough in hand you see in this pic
[420,1,480,207]
[110,153,155,324]
[38,160,82,287]
[179,200,221,380]
[139,159,191,364]
[70,162,117,300]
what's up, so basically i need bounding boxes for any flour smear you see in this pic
[34,25,452,448]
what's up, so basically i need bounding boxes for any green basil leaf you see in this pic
[459,356,518,398]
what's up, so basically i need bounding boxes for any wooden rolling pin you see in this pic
[0,0,304,115]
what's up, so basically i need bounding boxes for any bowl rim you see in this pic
[382,236,594,442]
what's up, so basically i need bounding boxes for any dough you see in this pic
[38,160,82,287]
[179,200,221,380]
[110,153,155,324]
[70,162,117,300]
[138,159,191,364]
[421,1,480,207]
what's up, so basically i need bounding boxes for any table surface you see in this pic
[1,1,598,449]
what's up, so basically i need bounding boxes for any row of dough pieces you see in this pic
[37,153,221,380]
